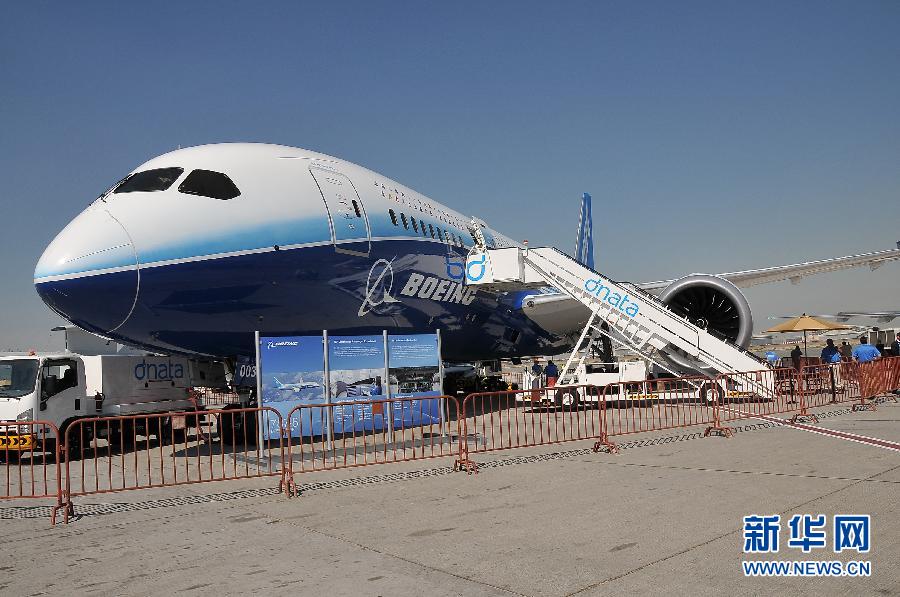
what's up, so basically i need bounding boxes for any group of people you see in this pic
[787,333,900,370]
[530,359,559,387]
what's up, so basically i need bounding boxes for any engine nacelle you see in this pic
[657,274,753,372]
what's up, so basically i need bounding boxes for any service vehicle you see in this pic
[519,360,757,408]
[0,353,199,456]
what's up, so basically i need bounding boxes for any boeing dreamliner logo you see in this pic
[358,258,400,317]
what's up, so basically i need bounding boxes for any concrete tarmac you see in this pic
[3,400,900,596]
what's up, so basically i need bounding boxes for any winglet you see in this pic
[574,192,594,269]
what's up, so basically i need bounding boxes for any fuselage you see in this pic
[34,144,569,361]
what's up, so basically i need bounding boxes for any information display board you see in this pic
[388,334,442,427]
[258,335,326,440]
[328,335,386,433]
[257,331,442,440]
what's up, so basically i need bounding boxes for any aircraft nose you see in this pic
[34,206,139,334]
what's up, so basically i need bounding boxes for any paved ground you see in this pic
[3,400,900,596]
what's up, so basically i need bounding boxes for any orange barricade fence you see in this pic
[600,375,719,441]
[852,356,900,410]
[284,396,462,491]
[458,385,607,465]
[8,361,900,524]
[60,407,285,523]
[1,420,68,524]
[796,363,862,410]
[713,368,812,427]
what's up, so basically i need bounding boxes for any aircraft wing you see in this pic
[638,246,900,291]
[521,246,900,337]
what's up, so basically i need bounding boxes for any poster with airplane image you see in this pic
[327,335,387,433]
[388,333,442,427]
[259,335,326,439]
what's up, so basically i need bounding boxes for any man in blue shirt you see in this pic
[852,336,881,363]
[820,339,841,364]
[544,360,559,387]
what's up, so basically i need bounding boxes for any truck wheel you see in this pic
[59,421,89,462]
[555,388,580,409]
[109,421,136,451]
[66,432,83,461]
[700,383,723,405]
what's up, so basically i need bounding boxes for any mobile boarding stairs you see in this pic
[464,246,774,401]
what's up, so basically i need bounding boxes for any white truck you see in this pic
[0,353,199,456]
[519,361,653,407]
[519,360,740,407]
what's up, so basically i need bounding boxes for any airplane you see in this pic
[33,143,900,371]
[272,376,320,393]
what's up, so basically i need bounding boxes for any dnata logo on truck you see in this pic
[134,359,185,381]
[584,279,640,318]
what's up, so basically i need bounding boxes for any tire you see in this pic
[60,420,90,461]
[554,388,580,409]
[109,421,136,451]
[65,431,83,461]
[699,383,723,405]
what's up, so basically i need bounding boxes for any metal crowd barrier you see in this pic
[0,420,67,524]
[6,359,900,524]
[600,375,719,442]
[457,384,615,467]
[284,396,462,493]
[60,407,286,523]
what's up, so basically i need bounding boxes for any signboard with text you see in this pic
[257,331,442,440]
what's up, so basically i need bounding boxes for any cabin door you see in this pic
[309,164,371,256]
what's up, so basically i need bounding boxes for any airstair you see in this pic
[464,246,772,395]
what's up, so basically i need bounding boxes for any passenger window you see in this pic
[178,169,241,200]
[41,359,78,400]
[410,216,419,233]
[436,228,444,242]
[351,199,362,217]
[389,209,398,226]
[428,224,435,239]
[114,167,184,194]
[400,213,409,229]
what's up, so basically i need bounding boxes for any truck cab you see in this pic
[0,354,87,426]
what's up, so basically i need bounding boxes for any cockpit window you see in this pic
[114,167,184,194]
[178,169,241,200]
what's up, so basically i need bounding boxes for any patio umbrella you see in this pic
[765,313,851,359]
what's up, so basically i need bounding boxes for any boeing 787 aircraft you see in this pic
[33,143,900,367]
[272,377,320,393]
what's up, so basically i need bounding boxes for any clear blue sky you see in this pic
[2,1,900,350]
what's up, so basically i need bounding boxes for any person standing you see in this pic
[892,333,900,357]
[544,360,559,387]
[852,336,881,364]
[840,341,853,361]
[530,359,544,392]
[820,339,841,364]
[791,345,803,371]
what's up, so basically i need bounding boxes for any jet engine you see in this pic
[657,274,753,372]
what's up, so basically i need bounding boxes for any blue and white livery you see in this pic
[34,143,900,362]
